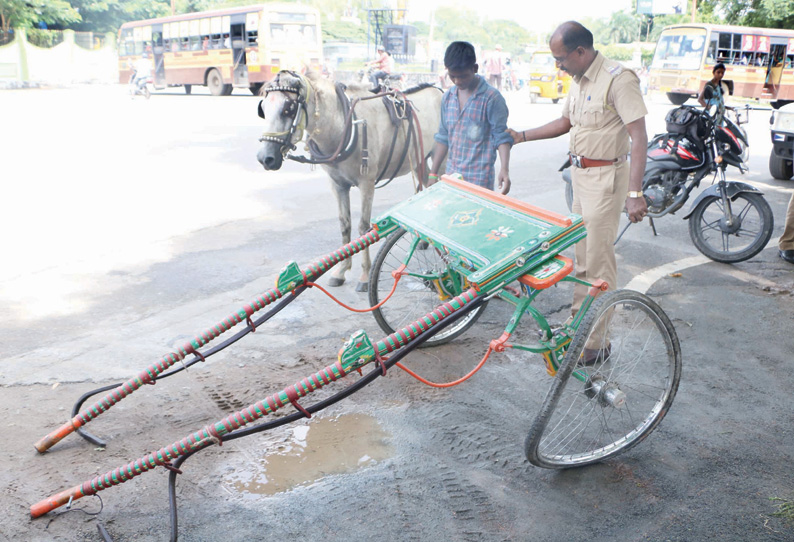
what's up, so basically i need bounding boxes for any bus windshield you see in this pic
[652,31,706,70]
[531,52,556,68]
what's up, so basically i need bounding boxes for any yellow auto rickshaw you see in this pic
[528,50,572,104]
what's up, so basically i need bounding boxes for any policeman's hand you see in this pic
[626,195,648,223]
[506,128,523,145]
[497,170,511,195]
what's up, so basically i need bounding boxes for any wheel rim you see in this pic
[536,296,678,467]
[694,195,766,257]
[372,232,481,343]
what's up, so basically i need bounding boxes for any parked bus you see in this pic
[649,23,794,107]
[118,3,322,96]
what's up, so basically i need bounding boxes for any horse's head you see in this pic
[256,71,310,171]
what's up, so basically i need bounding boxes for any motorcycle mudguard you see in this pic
[683,181,764,219]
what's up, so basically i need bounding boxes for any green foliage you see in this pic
[0,0,80,32]
[322,19,366,42]
[66,0,169,33]
[26,27,65,47]
[432,6,489,45]
[482,19,533,58]
[600,43,633,61]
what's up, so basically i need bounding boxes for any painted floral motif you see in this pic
[534,261,562,279]
[449,209,482,227]
[424,199,443,211]
[486,226,514,241]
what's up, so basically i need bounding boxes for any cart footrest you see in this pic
[518,255,573,290]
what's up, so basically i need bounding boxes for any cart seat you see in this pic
[518,255,573,290]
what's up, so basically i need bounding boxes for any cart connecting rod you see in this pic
[31,288,480,518]
[33,229,386,454]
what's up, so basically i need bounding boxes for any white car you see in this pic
[769,102,794,180]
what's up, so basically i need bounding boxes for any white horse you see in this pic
[255,70,442,291]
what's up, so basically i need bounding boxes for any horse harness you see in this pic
[258,71,432,187]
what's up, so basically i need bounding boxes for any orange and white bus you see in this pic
[649,23,794,107]
[118,3,322,96]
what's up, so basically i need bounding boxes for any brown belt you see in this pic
[569,154,627,169]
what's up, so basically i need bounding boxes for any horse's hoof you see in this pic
[355,282,369,293]
[327,277,345,287]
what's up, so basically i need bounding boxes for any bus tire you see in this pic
[207,69,225,96]
[184,84,192,95]
[222,84,233,96]
[250,83,263,95]
[667,92,689,105]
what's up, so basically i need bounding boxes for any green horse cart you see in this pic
[31,176,681,538]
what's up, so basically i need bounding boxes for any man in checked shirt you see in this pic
[428,41,513,194]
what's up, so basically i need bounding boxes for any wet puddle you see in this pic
[232,413,393,495]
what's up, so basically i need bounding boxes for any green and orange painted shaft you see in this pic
[31,287,480,518]
[33,230,386,454]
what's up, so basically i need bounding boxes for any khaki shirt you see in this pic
[562,52,647,160]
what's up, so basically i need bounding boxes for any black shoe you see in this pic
[780,249,794,264]
[580,345,611,366]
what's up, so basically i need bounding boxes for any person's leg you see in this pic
[570,163,629,347]
[779,192,794,262]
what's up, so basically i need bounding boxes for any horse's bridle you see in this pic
[257,71,310,157]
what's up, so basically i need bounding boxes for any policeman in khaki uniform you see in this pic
[509,21,648,364]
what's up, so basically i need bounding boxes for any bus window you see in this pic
[247,28,258,47]
[706,38,717,63]
[652,32,706,70]
[119,29,134,56]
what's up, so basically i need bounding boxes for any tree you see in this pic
[604,11,641,44]
[432,6,490,46]
[65,0,169,33]
[0,0,80,33]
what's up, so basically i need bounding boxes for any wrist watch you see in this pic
[627,190,643,198]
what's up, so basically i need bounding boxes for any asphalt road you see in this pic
[0,83,792,542]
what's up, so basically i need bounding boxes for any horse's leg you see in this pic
[355,179,376,292]
[328,177,352,287]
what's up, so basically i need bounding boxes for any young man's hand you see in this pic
[497,170,511,195]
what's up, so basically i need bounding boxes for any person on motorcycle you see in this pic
[698,62,729,125]
[506,21,648,364]
[131,53,152,94]
[365,45,391,91]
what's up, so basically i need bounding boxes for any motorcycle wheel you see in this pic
[144,86,150,100]
[688,192,774,263]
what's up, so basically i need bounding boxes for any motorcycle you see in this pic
[129,70,152,99]
[562,91,773,264]
[358,66,406,91]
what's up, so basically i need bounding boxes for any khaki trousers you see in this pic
[570,162,629,343]
[779,193,794,251]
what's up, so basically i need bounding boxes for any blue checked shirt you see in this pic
[434,75,513,189]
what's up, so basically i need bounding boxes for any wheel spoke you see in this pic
[527,292,681,468]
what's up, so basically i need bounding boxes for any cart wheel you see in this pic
[525,289,681,469]
[368,228,486,346]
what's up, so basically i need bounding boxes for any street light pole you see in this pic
[691,0,697,22]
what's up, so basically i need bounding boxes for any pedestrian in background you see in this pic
[428,41,512,194]
[485,44,504,91]
[508,21,648,364]
[780,193,794,264]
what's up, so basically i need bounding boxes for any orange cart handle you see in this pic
[30,484,85,518]
[33,418,81,453]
